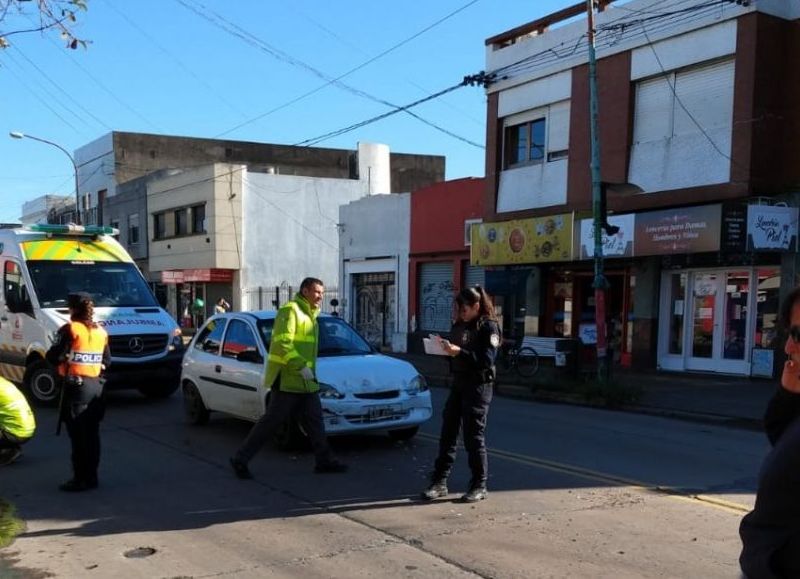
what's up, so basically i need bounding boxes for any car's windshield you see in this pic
[27,260,159,308]
[257,316,372,356]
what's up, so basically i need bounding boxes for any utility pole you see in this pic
[586,0,608,384]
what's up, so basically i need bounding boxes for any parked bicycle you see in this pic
[498,340,539,378]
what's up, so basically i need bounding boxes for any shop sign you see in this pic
[471,213,572,266]
[161,270,184,284]
[578,214,635,259]
[721,203,747,253]
[160,269,235,284]
[634,204,721,256]
[747,205,798,252]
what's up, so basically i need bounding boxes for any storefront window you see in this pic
[723,271,749,360]
[692,273,717,358]
[668,273,686,355]
[755,269,780,349]
[552,280,573,338]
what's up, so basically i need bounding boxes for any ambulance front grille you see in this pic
[109,334,169,358]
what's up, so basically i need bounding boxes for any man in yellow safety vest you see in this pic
[0,377,36,466]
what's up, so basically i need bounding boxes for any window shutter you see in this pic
[673,59,734,136]
[633,75,673,144]
[418,262,455,332]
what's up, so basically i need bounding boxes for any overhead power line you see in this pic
[174,0,482,148]
[295,81,473,147]
[215,0,481,137]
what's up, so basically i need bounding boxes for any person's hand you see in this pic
[300,366,315,381]
[439,338,461,357]
[782,358,800,393]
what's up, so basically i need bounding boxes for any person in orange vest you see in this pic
[0,377,36,466]
[46,292,110,492]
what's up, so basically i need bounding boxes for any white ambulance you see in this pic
[0,224,184,405]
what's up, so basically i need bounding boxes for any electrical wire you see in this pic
[99,0,250,121]
[295,83,466,147]
[10,44,111,131]
[216,0,481,137]
[173,0,482,148]
[0,51,84,134]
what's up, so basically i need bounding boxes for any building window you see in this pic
[633,58,735,144]
[505,118,545,168]
[464,219,482,246]
[153,213,166,240]
[192,204,206,234]
[109,219,120,239]
[128,214,140,245]
[175,208,188,236]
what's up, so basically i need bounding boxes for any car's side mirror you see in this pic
[236,350,264,364]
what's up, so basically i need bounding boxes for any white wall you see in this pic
[240,171,367,301]
[74,132,115,211]
[339,193,410,352]
[357,142,391,195]
[486,0,754,94]
[497,159,568,212]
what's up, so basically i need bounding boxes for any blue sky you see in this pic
[0,0,568,222]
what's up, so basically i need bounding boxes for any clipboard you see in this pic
[423,336,449,356]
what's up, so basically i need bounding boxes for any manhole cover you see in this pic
[124,547,157,559]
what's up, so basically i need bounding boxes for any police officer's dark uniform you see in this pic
[423,315,500,503]
[46,292,110,492]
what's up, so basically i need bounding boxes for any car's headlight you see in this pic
[169,328,185,351]
[318,382,345,400]
[406,374,428,395]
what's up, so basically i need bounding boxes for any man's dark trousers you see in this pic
[234,388,333,466]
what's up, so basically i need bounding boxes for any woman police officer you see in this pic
[421,286,501,503]
[46,292,110,492]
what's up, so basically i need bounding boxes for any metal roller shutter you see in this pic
[418,262,454,332]
[464,264,485,289]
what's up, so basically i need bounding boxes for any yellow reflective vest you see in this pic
[0,377,35,439]
[264,294,319,394]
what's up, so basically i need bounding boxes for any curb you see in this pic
[421,373,763,431]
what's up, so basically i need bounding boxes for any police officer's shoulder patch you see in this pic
[490,333,501,348]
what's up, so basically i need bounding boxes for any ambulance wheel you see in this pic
[25,361,60,407]
[138,382,179,399]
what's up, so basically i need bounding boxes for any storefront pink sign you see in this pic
[634,204,721,256]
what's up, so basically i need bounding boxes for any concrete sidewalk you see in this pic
[390,351,777,430]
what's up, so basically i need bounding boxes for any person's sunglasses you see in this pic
[790,326,800,343]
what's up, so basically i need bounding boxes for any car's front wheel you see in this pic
[388,426,419,441]
[24,360,60,407]
[183,381,209,425]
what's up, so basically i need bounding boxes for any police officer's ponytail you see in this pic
[68,292,98,329]
[456,285,497,321]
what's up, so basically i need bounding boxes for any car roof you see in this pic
[224,310,335,321]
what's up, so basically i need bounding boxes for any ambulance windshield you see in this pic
[27,261,159,308]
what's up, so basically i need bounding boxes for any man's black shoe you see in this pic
[461,487,487,503]
[229,457,253,479]
[314,460,348,474]
[59,479,97,492]
[420,482,448,500]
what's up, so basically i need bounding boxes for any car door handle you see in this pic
[215,365,222,373]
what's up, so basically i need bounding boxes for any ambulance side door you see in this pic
[0,260,34,380]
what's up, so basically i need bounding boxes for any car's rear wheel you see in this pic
[138,382,180,399]
[24,360,60,407]
[388,426,419,441]
[183,382,209,425]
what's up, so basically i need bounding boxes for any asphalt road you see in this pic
[0,384,767,578]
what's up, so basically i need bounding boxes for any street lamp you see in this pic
[9,131,81,225]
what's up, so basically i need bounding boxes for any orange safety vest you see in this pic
[59,321,108,378]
